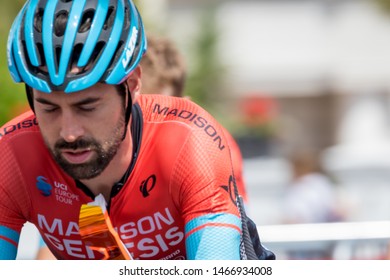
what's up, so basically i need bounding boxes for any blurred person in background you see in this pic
[282,150,345,259]
[139,34,186,98]
[283,150,344,225]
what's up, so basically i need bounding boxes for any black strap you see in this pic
[230,167,275,260]
[110,103,143,198]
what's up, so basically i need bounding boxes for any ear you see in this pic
[125,66,142,102]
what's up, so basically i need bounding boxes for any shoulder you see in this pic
[0,111,47,171]
[0,111,39,142]
[136,94,211,125]
[138,94,228,147]
[0,112,45,221]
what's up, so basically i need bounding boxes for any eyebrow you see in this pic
[35,97,101,107]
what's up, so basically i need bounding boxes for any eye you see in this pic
[43,106,59,113]
[78,106,96,112]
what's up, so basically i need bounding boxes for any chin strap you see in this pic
[25,84,35,113]
[121,83,133,141]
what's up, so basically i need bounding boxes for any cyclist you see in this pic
[0,0,269,260]
[34,32,253,260]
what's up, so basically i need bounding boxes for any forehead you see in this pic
[33,83,118,103]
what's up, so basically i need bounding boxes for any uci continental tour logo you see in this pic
[36,176,80,205]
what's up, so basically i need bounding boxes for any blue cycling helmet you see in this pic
[7,0,147,93]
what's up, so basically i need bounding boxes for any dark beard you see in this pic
[50,118,125,180]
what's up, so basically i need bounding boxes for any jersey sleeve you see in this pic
[171,116,242,260]
[0,137,31,259]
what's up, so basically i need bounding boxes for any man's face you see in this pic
[33,83,126,180]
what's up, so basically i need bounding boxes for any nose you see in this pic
[59,111,85,142]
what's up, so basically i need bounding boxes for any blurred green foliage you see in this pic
[0,1,26,127]
[374,0,390,13]
[183,5,225,114]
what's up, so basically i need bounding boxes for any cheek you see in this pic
[103,102,125,125]
[93,111,121,133]
[39,128,58,151]
[92,109,125,137]
[36,116,58,146]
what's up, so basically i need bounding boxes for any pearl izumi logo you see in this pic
[140,175,156,197]
[36,176,80,205]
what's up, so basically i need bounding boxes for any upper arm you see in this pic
[185,213,241,260]
[171,123,242,259]
[0,142,29,259]
[0,225,19,259]
[0,184,22,260]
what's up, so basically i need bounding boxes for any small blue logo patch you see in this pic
[36,176,52,197]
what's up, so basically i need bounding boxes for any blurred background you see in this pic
[2,0,390,260]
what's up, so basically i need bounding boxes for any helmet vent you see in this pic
[70,43,83,73]
[124,6,130,30]
[54,11,69,37]
[106,40,124,72]
[90,41,106,64]
[79,10,94,33]
[71,41,106,75]
[55,46,62,68]
[103,6,115,30]
[34,9,44,33]
[36,43,46,70]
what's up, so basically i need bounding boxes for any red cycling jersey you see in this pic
[0,95,242,260]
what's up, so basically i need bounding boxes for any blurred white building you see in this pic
[155,0,390,94]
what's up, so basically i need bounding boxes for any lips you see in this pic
[61,150,93,164]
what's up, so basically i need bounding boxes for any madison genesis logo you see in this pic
[36,176,52,196]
